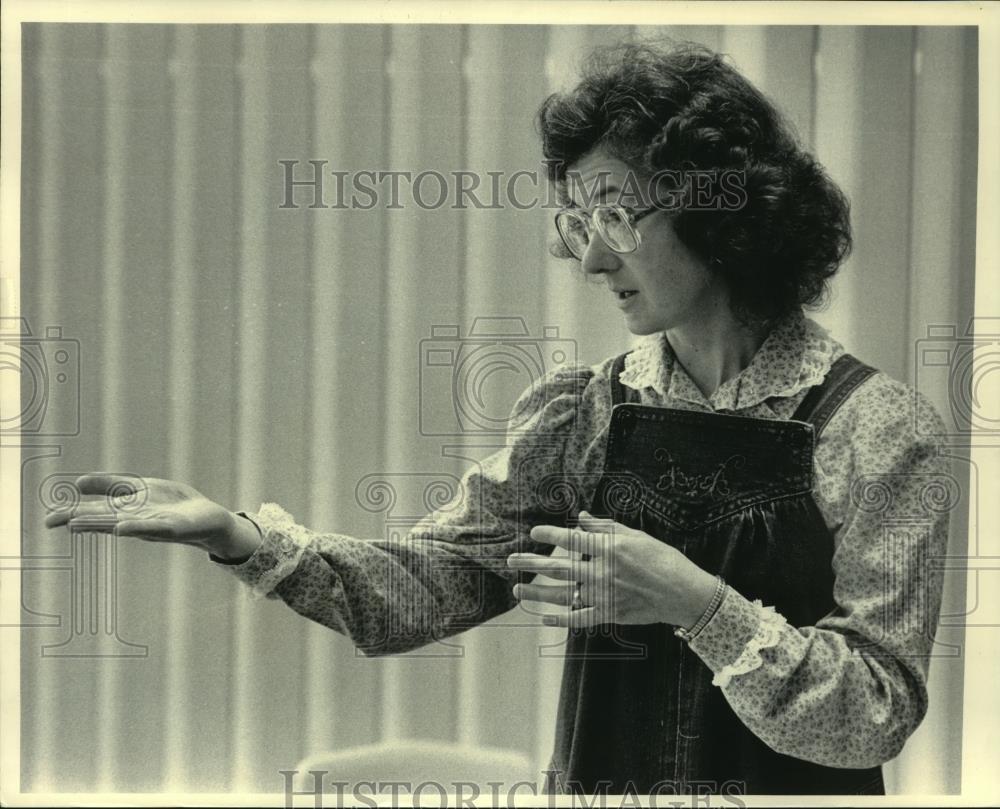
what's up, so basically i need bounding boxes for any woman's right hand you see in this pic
[43,473,263,561]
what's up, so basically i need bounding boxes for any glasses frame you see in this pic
[554,203,661,261]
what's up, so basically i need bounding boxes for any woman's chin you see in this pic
[621,311,668,336]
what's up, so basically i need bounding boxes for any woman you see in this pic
[45,42,949,796]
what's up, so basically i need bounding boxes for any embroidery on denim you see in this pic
[654,449,748,499]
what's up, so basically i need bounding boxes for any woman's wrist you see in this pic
[671,568,722,632]
[212,511,264,563]
[675,575,727,641]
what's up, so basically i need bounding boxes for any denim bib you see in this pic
[544,352,885,796]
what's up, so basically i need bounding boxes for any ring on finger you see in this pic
[570,584,585,611]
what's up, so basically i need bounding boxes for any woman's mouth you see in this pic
[614,289,639,308]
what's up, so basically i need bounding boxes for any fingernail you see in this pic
[512,584,521,598]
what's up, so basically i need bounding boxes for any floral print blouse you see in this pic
[211,310,950,771]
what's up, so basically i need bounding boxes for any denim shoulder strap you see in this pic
[791,353,878,438]
[609,351,641,406]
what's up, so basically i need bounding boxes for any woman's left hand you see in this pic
[506,510,719,629]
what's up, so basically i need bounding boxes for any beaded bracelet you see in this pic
[674,575,726,642]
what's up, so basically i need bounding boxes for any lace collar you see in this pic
[618,310,844,412]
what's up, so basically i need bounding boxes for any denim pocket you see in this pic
[601,405,814,530]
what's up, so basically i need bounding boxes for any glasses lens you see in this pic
[595,207,639,253]
[556,211,589,259]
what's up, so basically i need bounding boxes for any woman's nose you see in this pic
[580,234,622,276]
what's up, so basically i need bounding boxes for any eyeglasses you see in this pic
[554,204,661,261]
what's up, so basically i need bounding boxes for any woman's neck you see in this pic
[664,308,770,401]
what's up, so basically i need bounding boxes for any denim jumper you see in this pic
[544,351,886,796]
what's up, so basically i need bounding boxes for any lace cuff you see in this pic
[210,502,311,600]
[711,602,787,688]
[687,587,789,688]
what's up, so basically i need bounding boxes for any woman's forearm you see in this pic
[212,502,521,655]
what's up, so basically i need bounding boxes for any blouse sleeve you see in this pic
[687,377,952,769]
[209,364,597,656]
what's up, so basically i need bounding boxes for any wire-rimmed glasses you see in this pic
[554,204,661,261]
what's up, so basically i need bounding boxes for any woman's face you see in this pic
[565,148,730,336]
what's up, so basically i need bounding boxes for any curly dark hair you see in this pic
[536,39,852,325]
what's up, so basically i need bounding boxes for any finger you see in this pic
[506,553,580,581]
[528,523,612,556]
[577,510,620,531]
[75,473,145,497]
[65,514,120,532]
[45,502,110,528]
[45,498,138,529]
[513,582,576,607]
[542,606,600,629]
[44,509,73,528]
[578,510,632,542]
[113,520,175,539]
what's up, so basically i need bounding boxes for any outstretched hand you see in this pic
[44,474,247,558]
